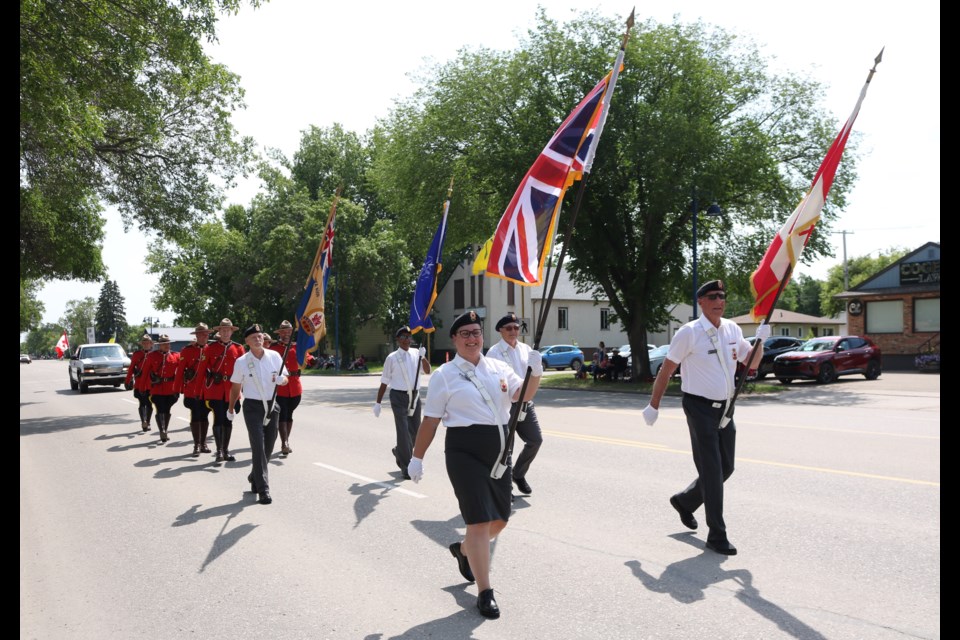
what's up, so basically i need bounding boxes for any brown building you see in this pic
[834,242,940,371]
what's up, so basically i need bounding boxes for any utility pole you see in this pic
[831,230,854,290]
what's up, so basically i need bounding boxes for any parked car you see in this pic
[773,336,882,384]
[745,336,806,380]
[647,345,672,377]
[539,345,584,371]
[68,343,131,393]
[20,353,32,364]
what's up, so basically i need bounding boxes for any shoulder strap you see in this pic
[454,360,506,476]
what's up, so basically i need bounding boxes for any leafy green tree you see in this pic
[820,247,909,315]
[95,280,128,342]
[371,11,857,376]
[20,279,45,332]
[24,323,61,357]
[20,0,259,283]
[60,297,97,348]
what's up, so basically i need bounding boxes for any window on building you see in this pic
[454,279,465,309]
[914,297,940,332]
[477,274,484,307]
[600,308,611,330]
[469,276,475,308]
[865,300,904,333]
[558,307,569,330]
[797,327,803,338]
[507,281,515,306]
[780,327,790,336]
[822,327,834,336]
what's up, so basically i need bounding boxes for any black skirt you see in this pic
[445,424,512,524]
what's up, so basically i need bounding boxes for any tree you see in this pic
[371,11,857,376]
[95,280,128,342]
[820,248,909,316]
[20,278,45,332]
[60,297,97,348]
[20,0,259,283]
[23,323,61,357]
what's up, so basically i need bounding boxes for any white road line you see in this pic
[314,462,427,498]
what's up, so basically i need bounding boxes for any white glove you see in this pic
[527,350,544,376]
[755,324,772,341]
[372,402,382,418]
[407,456,424,482]
[277,374,289,386]
[226,409,236,422]
[642,404,659,426]
[418,346,426,359]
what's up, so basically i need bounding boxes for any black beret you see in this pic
[696,279,725,298]
[449,310,482,338]
[495,312,520,331]
[243,323,262,339]
[395,325,412,337]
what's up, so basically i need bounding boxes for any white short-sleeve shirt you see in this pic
[423,355,522,427]
[379,347,421,392]
[485,338,533,378]
[229,349,287,400]
[666,315,751,401]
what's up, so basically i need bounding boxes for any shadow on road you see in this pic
[172,496,262,573]
[363,585,486,639]
[625,533,827,640]
[20,412,132,436]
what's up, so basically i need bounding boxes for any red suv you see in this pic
[773,336,882,384]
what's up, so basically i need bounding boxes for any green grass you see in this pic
[539,374,782,396]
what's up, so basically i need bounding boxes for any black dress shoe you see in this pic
[513,476,532,495]
[449,542,475,582]
[705,539,737,555]
[258,491,273,505]
[214,451,224,464]
[223,451,236,462]
[670,496,698,530]
[477,588,500,619]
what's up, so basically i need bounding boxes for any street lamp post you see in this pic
[691,187,723,319]
[143,316,160,340]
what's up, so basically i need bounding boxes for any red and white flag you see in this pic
[749,52,882,322]
[54,331,69,359]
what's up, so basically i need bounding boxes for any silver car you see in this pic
[69,343,131,393]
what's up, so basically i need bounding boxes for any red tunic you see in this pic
[202,340,244,402]
[126,349,151,393]
[142,350,181,396]
[176,342,206,398]
[269,341,302,397]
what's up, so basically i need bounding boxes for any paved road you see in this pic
[21,361,939,639]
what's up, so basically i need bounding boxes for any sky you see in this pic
[34,0,940,330]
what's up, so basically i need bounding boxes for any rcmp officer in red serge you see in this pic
[373,325,431,479]
[203,318,245,463]
[176,323,212,456]
[125,334,155,432]
[141,334,180,443]
[269,320,302,456]
[228,324,288,505]
[408,310,542,619]
[643,280,767,555]
[485,312,542,495]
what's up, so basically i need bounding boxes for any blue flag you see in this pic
[295,192,339,365]
[409,189,450,333]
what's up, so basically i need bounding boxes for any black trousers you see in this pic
[242,399,279,493]
[389,389,421,471]
[183,396,211,422]
[511,401,542,480]
[674,393,736,544]
[276,395,301,422]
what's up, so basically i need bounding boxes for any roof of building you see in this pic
[729,309,838,324]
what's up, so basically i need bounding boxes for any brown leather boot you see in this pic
[200,420,211,453]
[279,422,291,455]
[190,421,201,456]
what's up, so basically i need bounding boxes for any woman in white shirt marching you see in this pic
[408,310,542,620]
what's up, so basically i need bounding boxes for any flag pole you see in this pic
[496,9,635,475]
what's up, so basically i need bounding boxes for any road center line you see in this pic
[314,462,427,498]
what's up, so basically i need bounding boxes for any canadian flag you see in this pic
[55,331,69,359]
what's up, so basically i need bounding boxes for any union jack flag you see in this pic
[485,75,609,285]
[749,51,882,322]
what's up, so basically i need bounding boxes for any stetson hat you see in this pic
[156,334,171,344]
[214,318,240,331]
[139,334,154,343]
[275,320,294,332]
[190,322,210,334]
